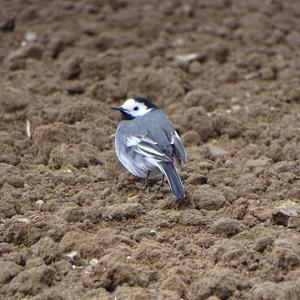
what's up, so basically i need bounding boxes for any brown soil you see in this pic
[1,1,300,299]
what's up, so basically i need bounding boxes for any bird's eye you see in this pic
[134,106,139,111]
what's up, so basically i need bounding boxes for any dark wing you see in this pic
[170,130,187,164]
[127,130,187,165]
[126,134,173,163]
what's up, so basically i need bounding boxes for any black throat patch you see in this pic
[121,110,135,120]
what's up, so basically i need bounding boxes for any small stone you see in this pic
[65,251,81,265]
[272,201,300,226]
[34,200,44,211]
[25,31,37,43]
[211,217,242,237]
[175,53,201,64]
[89,258,98,268]
[275,201,300,217]
[252,209,272,221]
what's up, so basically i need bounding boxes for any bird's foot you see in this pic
[157,186,170,193]
[143,185,150,193]
[143,185,159,194]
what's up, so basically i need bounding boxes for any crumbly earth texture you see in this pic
[1,1,300,299]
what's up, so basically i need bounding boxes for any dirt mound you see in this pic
[1,0,300,299]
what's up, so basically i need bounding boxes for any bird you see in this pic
[111,96,187,199]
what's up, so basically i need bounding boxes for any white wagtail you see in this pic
[111,96,187,199]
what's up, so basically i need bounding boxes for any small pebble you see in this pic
[272,200,300,226]
[35,200,44,211]
[89,258,99,268]
[65,251,81,264]
[175,53,200,63]
[25,31,37,43]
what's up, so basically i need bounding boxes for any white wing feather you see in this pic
[171,130,187,164]
[127,134,172,163]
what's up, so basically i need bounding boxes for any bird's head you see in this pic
[111,97,158,120]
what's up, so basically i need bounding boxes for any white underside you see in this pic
[117,151,161,178]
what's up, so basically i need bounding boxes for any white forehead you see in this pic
[121,98,138,109]
[120,98,152,117]
[121,98,149,111]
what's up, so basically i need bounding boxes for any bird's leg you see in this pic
[158,175,168,193]
[143,171,150,190]
[160,175,165,188]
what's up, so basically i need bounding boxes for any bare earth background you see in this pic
[1,0,300,299]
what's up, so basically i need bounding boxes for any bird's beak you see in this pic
[111,106,124,112]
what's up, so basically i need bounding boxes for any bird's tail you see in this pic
[158,162,185,199]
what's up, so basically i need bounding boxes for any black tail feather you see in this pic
[158,162,185,199]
